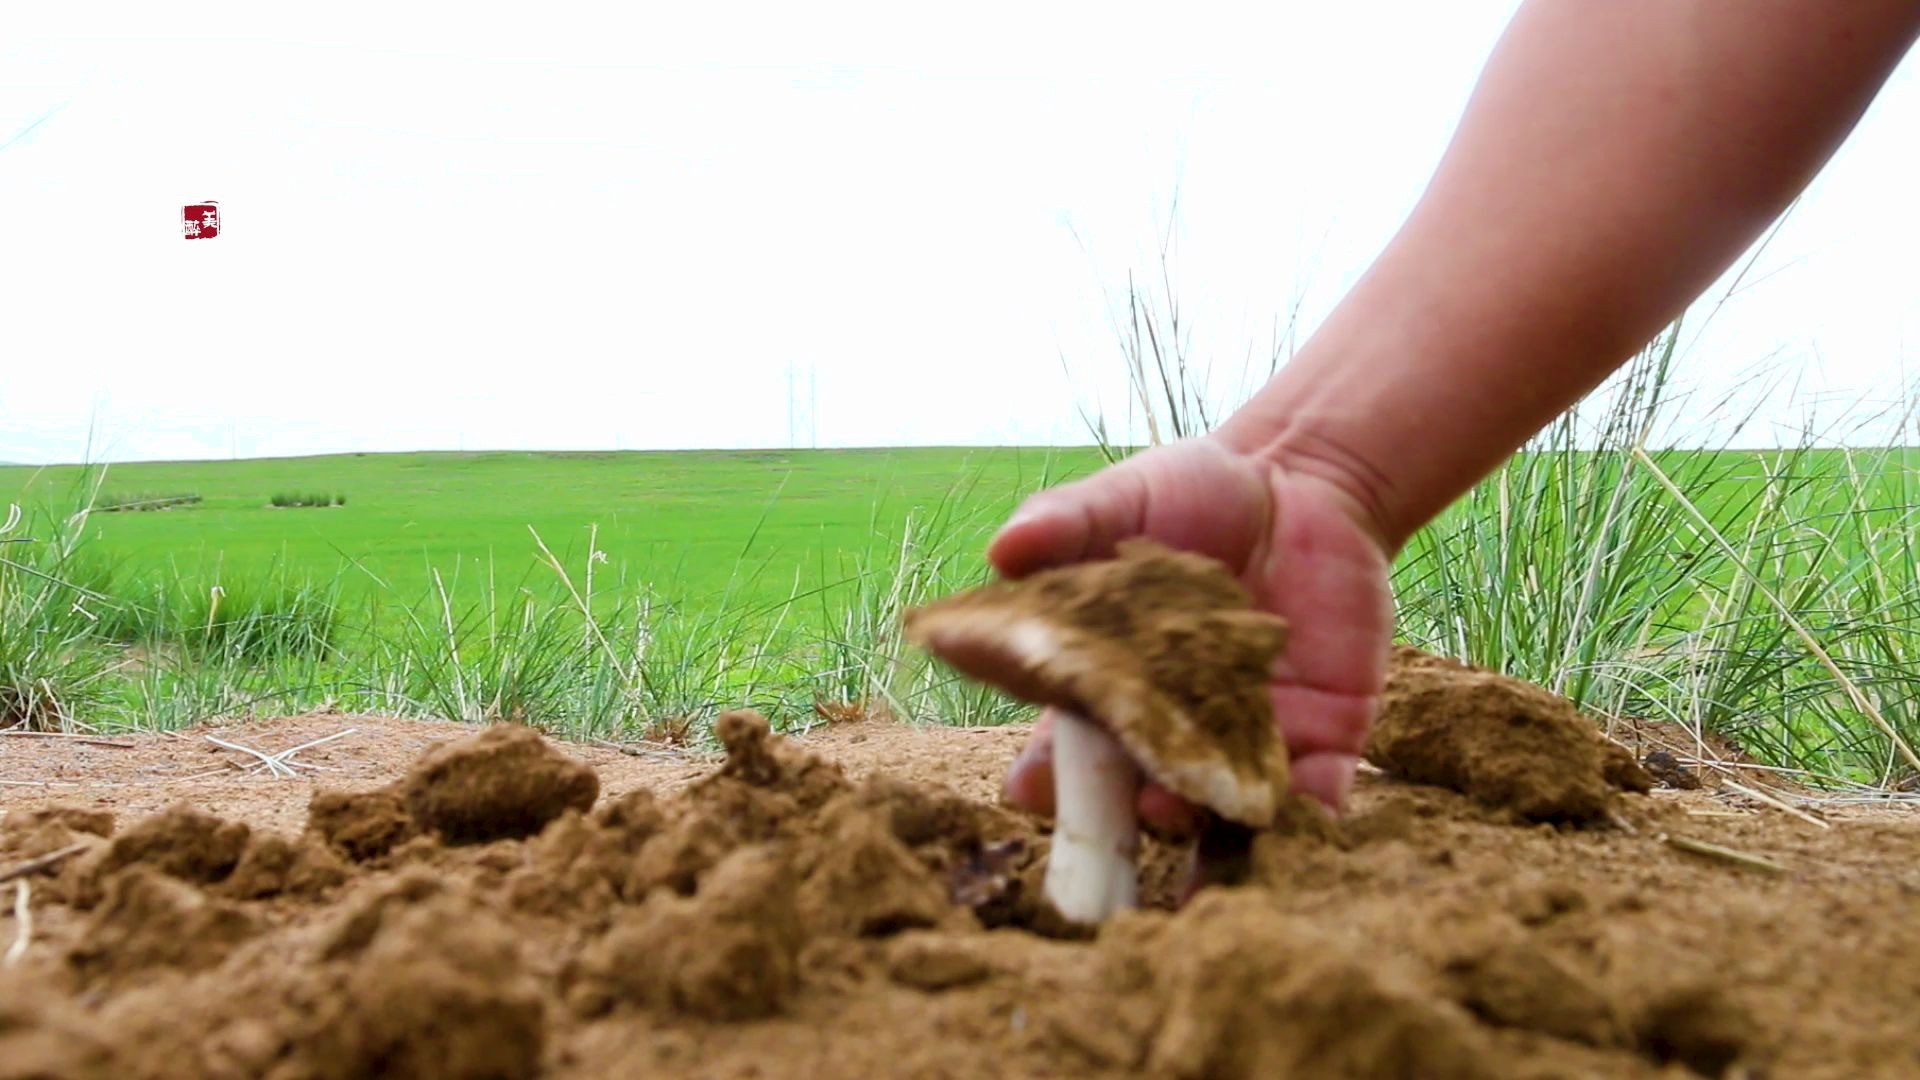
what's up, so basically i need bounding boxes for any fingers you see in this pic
[1288,752,1359,814]
[1137,782,1202,838]
[1270,683,1374,760]
[1270,682,1370,816]
[1001,711,1056,815]
[987,468,1148,579]
[990,442,1283,596]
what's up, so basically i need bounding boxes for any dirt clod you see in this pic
[74,803,248,905]
[219,832,350,900]
[299,892,549,1080]
[2,804,114,845]
[1636,984,1759,1077]
[1366,646,1653,822]
[308,784,417,861]
[402,724,599,844]
[1142,891,1497,1080]
[1642,748,1704,790]
[1446,936,1624,1047]
[709,707,851,811]
[67,867,256,985]
[569,843,803,1022]
[886,931,997,990]
[0,805,114,884]
[795,799,954,938]
[0,984,119,1080]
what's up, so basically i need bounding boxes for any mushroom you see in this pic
[902,539,1292,926]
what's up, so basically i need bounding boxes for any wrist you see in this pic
[1211,272,1552,555]
[1212,418,1404,556]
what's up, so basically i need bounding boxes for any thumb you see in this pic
[987,468,1148,579]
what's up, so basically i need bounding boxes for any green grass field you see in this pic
[0,447,1102,618]
[0,446,1111,740]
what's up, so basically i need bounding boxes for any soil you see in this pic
[1367,645,1654,823]
[6,660,1920,1076]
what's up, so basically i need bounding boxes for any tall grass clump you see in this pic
[368,557,627,731]
[348,523,788,744]
[268,492,344,508]
[1073,252,1920,790]
[0,475,118,731]
[803,464,1046,729]
[94,492,201,513]
[1387,330,1920,787]
[107,563,345,664]
[1075,215,1299,465]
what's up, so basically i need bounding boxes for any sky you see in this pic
[5,1,1920,465]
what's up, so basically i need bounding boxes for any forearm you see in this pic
[1219,0,1920,550]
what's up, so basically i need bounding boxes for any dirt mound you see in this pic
[220,832,350,900]
[298,886,550,1080]
[1365,646,1653,822]
[1136,890,1500,1079]
[9,674,1920,1076]
[96,804,248,882]
[67,867,258,986]
[308,784,416,861]
[402,722,599,843]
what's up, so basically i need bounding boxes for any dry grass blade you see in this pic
[589,737,717,763]
[0,778,89,788]
[1716,776,1831,830]
[198,729,356,778]
[0,841,91,886]
[267,728,357,770]
[1661,833,1789,875]
[205,735,300,778]
[4,880,29,968]
[0,729,135,749]
[1631,446,1920,777]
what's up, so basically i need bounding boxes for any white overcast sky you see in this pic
[4,1,1920,464]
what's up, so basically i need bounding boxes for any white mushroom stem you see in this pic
[1042,709,1142,924]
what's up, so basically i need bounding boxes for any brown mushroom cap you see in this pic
[902,539,1291,827]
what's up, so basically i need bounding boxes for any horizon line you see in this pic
[5,439,1920,471]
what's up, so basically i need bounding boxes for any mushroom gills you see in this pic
[1043,709,1142,924]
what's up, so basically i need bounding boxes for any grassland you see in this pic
[0,446,1098,615]
[8,319,1920,798]
[0,446,1099,741]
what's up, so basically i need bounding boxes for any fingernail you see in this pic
[995,510,1039,542]
[1003,496,1058,533]
[1316,768,1355,815]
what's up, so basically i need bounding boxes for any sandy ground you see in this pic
[8,623,1920,1079]
[0,711,1031,833]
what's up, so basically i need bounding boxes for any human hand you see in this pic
[988,434,1394,834]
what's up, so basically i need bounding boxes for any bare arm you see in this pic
[1219,0,1920,550]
